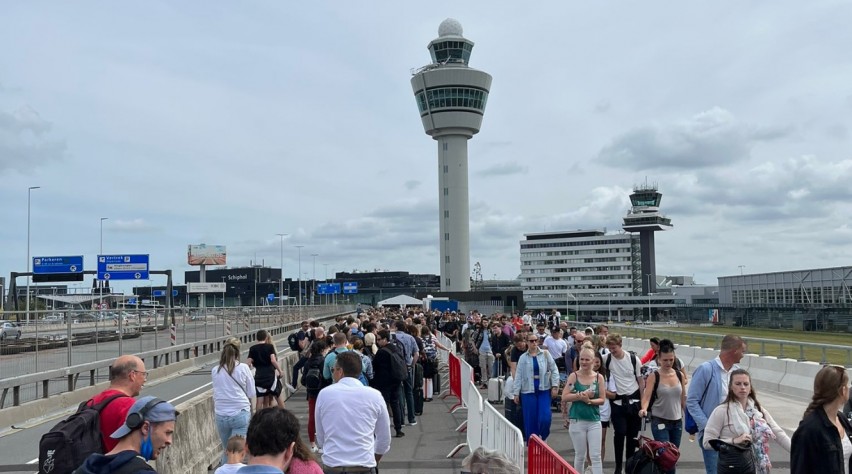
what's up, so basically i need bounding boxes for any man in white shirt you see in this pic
[542,328,568,372]
[315,351,391,472]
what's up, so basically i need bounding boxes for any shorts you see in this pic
[601,421,610,428]
[256,376,282,397]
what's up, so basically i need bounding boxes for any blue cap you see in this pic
[110,396,179,439]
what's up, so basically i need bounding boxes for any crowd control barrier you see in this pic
[481,396,525,469]
[528,434,580,474]
[444,352,465,412]
[448,380,485,458]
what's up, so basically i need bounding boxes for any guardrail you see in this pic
[481,389,524,468]
[0,306,353,409]
[610,323,852,366]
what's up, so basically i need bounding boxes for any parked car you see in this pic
[0,321,22,341]
[43,313,66,323]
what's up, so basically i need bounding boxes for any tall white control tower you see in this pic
[411,19,492,292]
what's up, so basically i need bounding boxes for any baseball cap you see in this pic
[111,396,179,439]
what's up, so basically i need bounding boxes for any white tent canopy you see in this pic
[376,294,423,308]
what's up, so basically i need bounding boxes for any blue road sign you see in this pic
[128,297,137,305]
[33,256,84,274]
[267,293,275,302]
[97,254,150,280]
[153,290,166,297]
[343,282,358,294]
[172,289,179,297]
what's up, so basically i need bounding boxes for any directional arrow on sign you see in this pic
[69,265,77,272]
[104,273,111,279]
[134,273,141,279]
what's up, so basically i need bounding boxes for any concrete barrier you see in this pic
[155,350,300,474]
[779,360,822,400]
[740,355,789,393]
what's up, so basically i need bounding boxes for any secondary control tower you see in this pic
[411,18,492,292]
[622,183,673,296]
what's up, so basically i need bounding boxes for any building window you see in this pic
[444,210,449,218]
[443,164,448,173]
[445,233,450,241]
[445,255,450,263]
[444,188,448,196]
[443,143,448,151]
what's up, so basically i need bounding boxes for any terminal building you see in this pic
[718,266,852,331]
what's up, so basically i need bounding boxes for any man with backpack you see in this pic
[39,355,146,474]
[286,321,311,392]
[322,332,351,386]
[604,334,643,474]
[72,396,179,474]
[373,329,406,438]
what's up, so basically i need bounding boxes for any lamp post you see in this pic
[310,254,318,305]
[566,291,578,322]
[294,245,304,306]
[99,217,108,313]
[738,265,745,276]
[26,186,40,324]
[276,233,289,308]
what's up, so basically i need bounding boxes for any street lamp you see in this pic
[276,233,289,308]
[99,217,108,312]
[26,186,40,324]
[738,265,745,276]
[294,245,304,306]
[566,291,578,322]
[311,254,318,305]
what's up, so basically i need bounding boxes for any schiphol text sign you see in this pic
[187,282,226,293]
[343,282,359,294]
[33,256,84,274]
[98,255,150,280]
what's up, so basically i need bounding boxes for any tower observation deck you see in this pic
[622,184,673,297]
[411,19,492,292]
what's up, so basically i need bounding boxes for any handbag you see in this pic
[709,440,755,474]
[640,436,680,472]
[685,364,715,434]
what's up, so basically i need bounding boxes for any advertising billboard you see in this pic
[188,244,227,265]
[188,282,227,293]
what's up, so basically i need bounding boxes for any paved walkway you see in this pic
[284,383,805,473]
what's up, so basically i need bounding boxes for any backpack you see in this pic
[39,393,128,474]
[423,335,438,361]
[304,359,323,390]
[385,340,409,382]
[287,331,301,352]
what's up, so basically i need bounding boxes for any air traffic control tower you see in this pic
[622,184,673,296]
[411,19,492,292]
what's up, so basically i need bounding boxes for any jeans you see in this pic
[215,409,250,465]
[479,351,495,382]
[568,420,602,474]
[292,355,307,387]
[610,398,641,472]
[307,397,318,442]
[520,390,553,441]
[381,384,403,431]
[400,367,416,423]
[698,431,718,474]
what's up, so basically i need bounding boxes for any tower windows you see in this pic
[415,87,489,114]
[445,233,450,241]
[444,187,448,196]
[443,164,448,173]
[444,210,449,218]
[445,255,450,263]
[443,143,448,151]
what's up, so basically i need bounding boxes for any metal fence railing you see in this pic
[0,305,350,407]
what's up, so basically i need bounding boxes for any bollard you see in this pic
[226,320,231,336]
[170,324,176,346]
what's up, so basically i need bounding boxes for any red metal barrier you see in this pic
[443,352,462,412]
[528,435,580,474]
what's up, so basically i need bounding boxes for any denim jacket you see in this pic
[510,350,560,396]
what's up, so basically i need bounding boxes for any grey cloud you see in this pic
[0,105,66,172]
[597,107,789,170]
[594,100,611,113]
[404,180,421,190]
[475,161,528,178]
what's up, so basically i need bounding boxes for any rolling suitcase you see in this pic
[487,364,504,404]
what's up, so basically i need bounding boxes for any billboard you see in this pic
[188,244,226,265]
[188,282,227,293]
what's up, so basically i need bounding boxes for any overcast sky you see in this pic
[1,2,850,294]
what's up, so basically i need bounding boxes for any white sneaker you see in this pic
[310,444,319,453]
[285,383,297,392]
[584,466,592,474]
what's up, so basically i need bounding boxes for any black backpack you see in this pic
[287,331,301,351]
[304,358,323,390]
[385,339,409,382]
[39,393,128,474]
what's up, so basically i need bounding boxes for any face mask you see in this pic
[140,431,154,460]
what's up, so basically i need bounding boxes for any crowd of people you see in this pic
[55,307,852,474]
